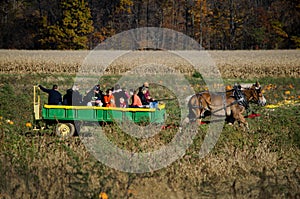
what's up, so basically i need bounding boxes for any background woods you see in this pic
[0,0,299,49]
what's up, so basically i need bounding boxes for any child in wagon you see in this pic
[103,89,116,107]
[119,97,127,108]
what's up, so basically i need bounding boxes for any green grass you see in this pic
[0,74,299,198]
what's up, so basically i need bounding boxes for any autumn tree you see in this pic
[39,0,94,49]
[0,0,42,49]
[189,0,209,47]
[0,0,299,49]
[269,0,300,48]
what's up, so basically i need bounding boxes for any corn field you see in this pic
[0,50,299,78]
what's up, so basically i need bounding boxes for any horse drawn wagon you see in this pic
[33,86,166,137]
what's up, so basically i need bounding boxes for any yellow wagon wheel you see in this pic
[55,123,75,137]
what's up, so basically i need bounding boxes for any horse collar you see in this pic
[233,87,249,109]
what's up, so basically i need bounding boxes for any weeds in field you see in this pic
[0,73,299,198]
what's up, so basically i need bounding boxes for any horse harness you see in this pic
[190,92,227,116]
[193,93,210,112]
[233,85,249,109]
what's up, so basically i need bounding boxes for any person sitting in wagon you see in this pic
[138,87,149,107]
[113,84,128,107]
[63,85,82,106]
[139,82,158,108]
[130,90,143,108]
[94,84,104,106]
[38,84,62,105]
[82,84,103,106]
[119,97,127,108]
[103,89,116,107]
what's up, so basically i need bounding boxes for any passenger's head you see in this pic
[114,84,121,90]
[143,82,149,88]
[52,85,58,90]
[120,97,125,103]
[129,89,134,95]
[106,89,112,95]
[94,84,100,91]
[67,89,72,94]
[72,85,79,91]
[142,87,147,94]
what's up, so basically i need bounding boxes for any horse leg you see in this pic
[225,107,235,125]
[226,112,235,125]
[183,117,190,124]
[184,106,201,124]
[234,106,249,130]
[186,93,211,125]
[239,113,249,130]
[192,108,203,125]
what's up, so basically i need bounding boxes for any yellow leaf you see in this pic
[99,192,108,199]
[265,104,280,109]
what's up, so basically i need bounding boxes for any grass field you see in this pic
[0,50,300,198]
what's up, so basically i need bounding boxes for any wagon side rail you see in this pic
[33,85,41,120]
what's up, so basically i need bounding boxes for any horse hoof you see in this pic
[183,117,190,124]
[228,122,233,126]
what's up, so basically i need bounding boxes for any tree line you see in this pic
[0,0,299,50]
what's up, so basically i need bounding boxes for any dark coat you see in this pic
[82,89,94,105]
[113,90,128,107]
[137,91,149,105]
[39,85,62,105]
[63,89,82,105]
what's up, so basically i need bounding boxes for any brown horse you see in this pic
[185,81,266,129]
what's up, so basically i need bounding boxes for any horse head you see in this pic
[249,81,266,106]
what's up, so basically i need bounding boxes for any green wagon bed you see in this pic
[42,105,166,123]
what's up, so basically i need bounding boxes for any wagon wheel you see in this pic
[55,123,75,138]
